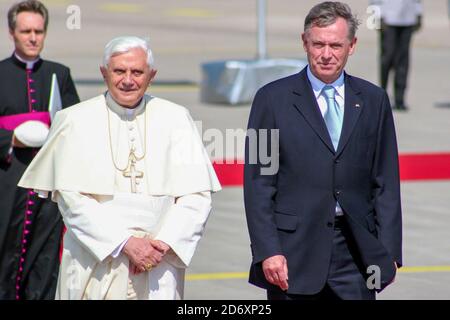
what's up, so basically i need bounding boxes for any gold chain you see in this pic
[132,107,147,161]
[106,102,147,172]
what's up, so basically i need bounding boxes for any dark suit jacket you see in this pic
[244,67,402,295]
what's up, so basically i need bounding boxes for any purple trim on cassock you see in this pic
[15,190,36,300]
[14,70,40,300]
[26,69,33,112]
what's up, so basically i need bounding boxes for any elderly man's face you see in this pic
[10,12,46,60]
[302,17,356,84]
[101,48,156,108]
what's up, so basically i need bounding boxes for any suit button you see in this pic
[334,159,340,164]
[327,222,333,228]
[335,190,341,196]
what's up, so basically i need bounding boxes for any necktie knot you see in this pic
[322,85,336,100]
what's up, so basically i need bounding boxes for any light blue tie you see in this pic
[322,85,343,150]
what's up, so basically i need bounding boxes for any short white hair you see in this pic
[102,36,154,68]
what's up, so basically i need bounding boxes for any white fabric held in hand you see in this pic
[14,120,50,147]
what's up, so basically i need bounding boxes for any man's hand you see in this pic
[123,237,165,274]
[12,134,26,148]
[388,262,399,286]
[151,239,171,255]
[262,255,289,291]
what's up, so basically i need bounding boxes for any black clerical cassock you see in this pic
[0,54,79,299]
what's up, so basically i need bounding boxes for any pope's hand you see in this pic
[262,255,289,291]
[123,236,165,274]
[151,239,171,255]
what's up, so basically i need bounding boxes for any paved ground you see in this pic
[1,0,449,299]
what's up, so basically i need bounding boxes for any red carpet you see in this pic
[399,153,450,181]
[213,152,450,186]
[212,160,244,187]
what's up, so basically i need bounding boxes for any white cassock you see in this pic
[18,92,221,300]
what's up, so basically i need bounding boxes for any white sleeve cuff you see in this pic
[111,236,131,258]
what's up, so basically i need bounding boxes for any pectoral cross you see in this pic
[123,151,143,193]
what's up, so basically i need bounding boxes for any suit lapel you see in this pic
[335,73,363,157]
[292,70,335,153]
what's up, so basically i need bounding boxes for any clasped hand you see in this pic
[122,236,170,274]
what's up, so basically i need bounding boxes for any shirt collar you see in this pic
[306,65,345,99]
[105,91,146,119]
[14,52,40,70]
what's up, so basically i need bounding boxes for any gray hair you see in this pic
[304,1,360,40]
[102,36,154,68]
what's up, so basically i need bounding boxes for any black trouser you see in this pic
[380,25,415,107]
[267,216,375,300]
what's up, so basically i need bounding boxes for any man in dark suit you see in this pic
[244,1,402,300]
[371,0,422,111]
